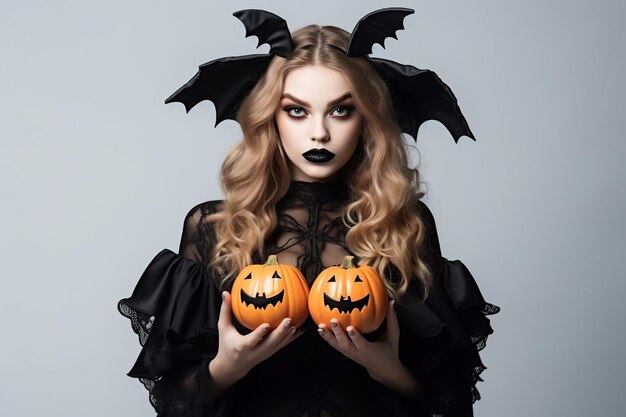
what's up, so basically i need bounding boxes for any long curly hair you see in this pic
[206,24,433,299]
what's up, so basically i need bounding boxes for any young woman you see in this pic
[118,9,498,417]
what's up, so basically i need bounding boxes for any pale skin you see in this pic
[274,65,361,182]
[207,65,422,401]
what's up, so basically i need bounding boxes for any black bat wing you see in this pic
[369,57,475,142]
[165,54,273,126]
[233,9,292,57]
[347,8,414,56]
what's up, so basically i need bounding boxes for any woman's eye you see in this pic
[331,105,354,118]
[285,107,306,118]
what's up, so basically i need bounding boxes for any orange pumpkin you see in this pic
[231,255,309,331]
[308,256,388,334]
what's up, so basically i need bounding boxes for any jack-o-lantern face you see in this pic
[239,270,285,310]
[308,256,388,334]
[231,255,309,331]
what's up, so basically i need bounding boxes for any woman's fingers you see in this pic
[276,325,305,350]
[261,318,296,346]
[241,322,271,348]
[328,319,353,350]
[254,318,303,356]
[317,324,339,349]
[346,326,368,351]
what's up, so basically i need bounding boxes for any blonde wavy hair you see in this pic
[207,24,433,299]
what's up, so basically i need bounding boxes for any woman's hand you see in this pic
[317,300,400,374]
[209,291,305,386]
[317,300,421,397]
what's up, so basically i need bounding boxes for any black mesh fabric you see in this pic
[118,180,499,417]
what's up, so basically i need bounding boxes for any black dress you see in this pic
[118,180,499,417]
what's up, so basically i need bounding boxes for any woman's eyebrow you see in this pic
[327,92,353,106]
[281,92,353,108]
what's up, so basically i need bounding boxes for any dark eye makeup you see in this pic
[282,104,356,120]
[330,105,355,119]
[284,106,306,119]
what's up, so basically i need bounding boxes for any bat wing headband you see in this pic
[166,8,475,143]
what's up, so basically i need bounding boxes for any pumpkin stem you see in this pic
[340,256,355,269]
[265,255,279,266]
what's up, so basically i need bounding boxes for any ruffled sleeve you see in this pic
[393,201,500,416]
[117,201,225,416]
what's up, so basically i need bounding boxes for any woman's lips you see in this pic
[302,149,336,163]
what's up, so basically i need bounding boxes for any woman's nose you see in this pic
[310,116,330,142]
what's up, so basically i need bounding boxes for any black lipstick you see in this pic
[302,149,336,163]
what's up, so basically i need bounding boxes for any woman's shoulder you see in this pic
[178,199,225,265]
[181,199,226,237]
[184,199,225,221]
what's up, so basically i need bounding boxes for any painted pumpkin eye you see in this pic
[354,275,363,282]
[272,271,281,279]
[328,275,336,283]
[244,273,252,280]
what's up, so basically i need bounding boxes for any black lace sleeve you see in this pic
[391,200,500,417]
[118,201,226,416]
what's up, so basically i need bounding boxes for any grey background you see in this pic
[1,0,624,416]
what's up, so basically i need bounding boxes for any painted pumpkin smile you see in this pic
[240,288,285,310]
[323,292,370,313]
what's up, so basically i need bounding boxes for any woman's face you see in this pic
[275,65,362,183]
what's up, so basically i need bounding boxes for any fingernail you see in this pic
[317,328,324,335]
[330,321,338,328]
[262,325,269,333]
[284,319,292,328]
[290,326,296,334]
[222,291,226,300]
[347,328,354,335]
